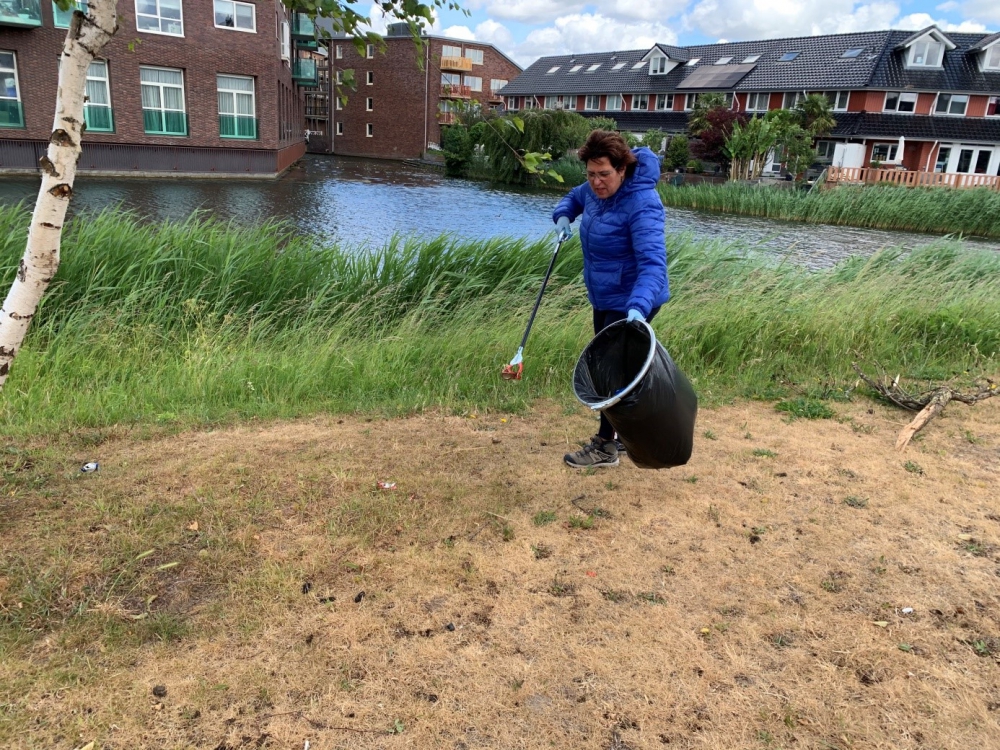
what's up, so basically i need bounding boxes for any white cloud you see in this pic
[960,0,1000,24]
[683,0,901,40]
[474,19,515,50]
[935,1,960,10]
[485,0,588,23]
[510,12,679,65]
[440,24,477,40]
[895,12,987,31]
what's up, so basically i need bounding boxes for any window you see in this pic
[783,91,803,108]
[841,48,863,58]
[366,123,373,137]
[441,72,460,87]
[335,96,342,110]
[280,21,289,60]
[217,74,255,139]
[611,62,625,70]
[650,56,668,74]
[685,58,699,66]
[871,143,898,163]
[816,141,835,159]
[909,38,944,68]
[987,45,1000,71]
[569,65,582,73]
[336,121,343,135]
[685,93,698,110]
[0,51,23,128]
[631,61,646,70]
[654,93,673,110]
[884,91,917,113]
[366,43,375,59]
[463,75,482,92]
[214,0,254,31]
[490,79,507,93]
[546,66,560,74]
[828,90,850,111]
[442,45,461,58]
[989,96,999,117]
[53,1,85,28]
[587,63,601,72]
[140,66,186,135]
[934,146,951,172]
[935,93,968,116]
[584,94,600,110]
[544,94,574,110]
[778,51,800,62]
[742,54,760,63]
[84,60,113,132]
[464,48,483,65]
[135,0,183,36]
[336,70,344,84]
[365,97,373,111]
[745,91,769,111]
[506,96,519,111]
[522,97,536,109]
[715,56,733,65]
[606,93,622,110]
[632,94,648,110]
[335,45,342,59]
[366,71,374,85]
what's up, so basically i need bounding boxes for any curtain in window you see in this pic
[85,62,108,106]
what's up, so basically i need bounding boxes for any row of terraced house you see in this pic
[499,26,1000,184]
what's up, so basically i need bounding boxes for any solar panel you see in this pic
[676,63,755,89]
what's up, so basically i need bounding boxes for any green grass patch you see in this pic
[776,397,836,420]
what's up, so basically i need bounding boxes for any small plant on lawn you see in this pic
[637,592,666,604]
[531,543,553,560]
[752,448,777,458]
[568,514,595,530]
[601,589,628,603]
[903,461,924,475]
[844,495,869,509]
[703,430,717,440]
[776,397,835,420]
[502,524,515,541]
[532,510,557,526]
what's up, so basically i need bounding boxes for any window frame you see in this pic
[586,63,601,73]
[335,45,342,59]
[546,66,560,74]
[366,43,375,59]
[442,45,462,59]
[139,65,187,136]
[463,75,482,92]
[988,96,999,117]
[135,0,184,38]
[782,91,803,109]
[568,64,582,73]
[908,37,944,68]
[0,50,24,129]
[829,90,850,111]
[365,96,373,111]
[745,91,769,112]
[366,71,374,85]
[742,54,761,63]
[490,79,507,94]
[631,93,648,110]
[982,44,1000,71]
[684,93,698,110]
[584,94,600,110]
[883,91,917,113]
[934,92,968,116]
[335,121,343,135]
[714,56,733,65]
[84,59,114,133]
[685,58,700,66]
[280,20,289,60]
[778,51,800,62]
[654,93,674,110]
[870,142,898,163]
[605,93,622,111]
[505,96,519,111]
[841,48,863,59]
[366,122,373,137]
[217,73,256,140]
[650,56,668,74]
[213,0,255,32]
[464,48,483,65]
[53,1,85,29]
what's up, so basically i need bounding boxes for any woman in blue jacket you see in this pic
[553,130,669,469]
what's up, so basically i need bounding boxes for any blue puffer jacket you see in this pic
[552,147,669,318]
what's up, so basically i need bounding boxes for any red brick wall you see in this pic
[0,1,303,152]
[331,35,520,159]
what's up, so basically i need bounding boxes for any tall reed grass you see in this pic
[0,205,997,435]
[658,183,1000,238]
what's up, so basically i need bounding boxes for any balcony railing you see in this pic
[440,56,472,72]
[292,58,318,86]
[438,112,455,125]
[440,84,472,99]
[827,166,1000,191]
[219,114,258,140]
[84,104,113,132]
[142,109,188,136]
[0,99,24,127]
[0,0,42,27]
[304,94,329,118]
[290,12,314,39]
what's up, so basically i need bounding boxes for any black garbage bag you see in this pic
[572,320,697,469]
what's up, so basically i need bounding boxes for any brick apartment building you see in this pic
[326,23,521,159]
[0,0,321,177]
[501,26,1000,179]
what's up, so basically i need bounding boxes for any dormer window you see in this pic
[986,45,1000,71]
[650,56,668,74]
[909,38,944,67]
[715,56,733,65]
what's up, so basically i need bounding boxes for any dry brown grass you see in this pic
[2,398,999,750]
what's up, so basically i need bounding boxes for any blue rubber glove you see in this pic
[626,308,644,323]
[555,216,572,241]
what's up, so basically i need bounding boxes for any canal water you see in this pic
[0,154,997,268]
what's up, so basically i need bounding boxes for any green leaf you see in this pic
[545,170,565,183]
[511,117,524,134]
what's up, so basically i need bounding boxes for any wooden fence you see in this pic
[827,166,1000,190]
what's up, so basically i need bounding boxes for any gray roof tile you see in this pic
[832,111,1000,142]
[870,31,1000,93]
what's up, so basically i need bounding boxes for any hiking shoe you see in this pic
[564,435,619,469]
[614,439,627,455]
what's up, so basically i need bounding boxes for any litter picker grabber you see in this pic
[502,234,566,381]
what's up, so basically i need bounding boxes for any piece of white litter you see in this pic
[901,607,914,615]
[304,742,310,750]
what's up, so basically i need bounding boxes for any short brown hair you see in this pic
[578,130,638,178]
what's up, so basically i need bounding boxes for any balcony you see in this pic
[0,0,42,27]
[296,37,318,51]
[441,56,472,72]
[440,84,471,99]
[290,12,314,39]
[438,112,455,125]
[219,114,258,140]
[305,93,328,118]
[0,99,24,128]
[292,58,318,87]
[827,166,1000,191]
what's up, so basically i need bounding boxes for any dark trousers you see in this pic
[592,306,661,440]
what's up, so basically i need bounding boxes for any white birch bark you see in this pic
[0,1,118,389]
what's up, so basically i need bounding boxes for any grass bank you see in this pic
[658,182,1000,239]
[0,205,998,436]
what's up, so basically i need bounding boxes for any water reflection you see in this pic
[0,154,996,266]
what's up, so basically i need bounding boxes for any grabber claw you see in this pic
[501,362,523,380]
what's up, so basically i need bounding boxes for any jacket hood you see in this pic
[622,147,660,194]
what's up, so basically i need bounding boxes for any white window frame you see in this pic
[934,93,968,116]
[546,66,560,74]
[336,121,343,135]
[611,62,625,70]
[654,93,673,110]
[742,54,761,63]
[989,96,999,117]
[650,56,668,74]
[714,56,733,65]
[463,75,482,92]
[139,65,186,136]
[280,21,289,61]
[745,91,769,112]
[366,96,373,111]
[605,93,622,111]
[366,43,375,59]
[584,94,600,110]
[631,94,648,110]
[631,61,646,70]
[135,0,184,37]
[213,0,255,32]
[870,142,898,163]
[490,79,507,94]
[568,65,582,73]
[783,91,803,109]
[464,48,483,65]
[505,96,519,111]
[884,91,917,113]
[366,71,374,85]
[442,45,462,58]
[829,90,849,111]
[366,123,373,137]
[685,58,700,66]
[685,93,698,110]
[908,37,944,68]
[335,45,342,59]
[816,141,835,160]
[986,45,1000,71]
[335,96,342,110]
[217,73,255,139]
[586,63,601,73]
[84,59,113,132]
[0,51,22,125]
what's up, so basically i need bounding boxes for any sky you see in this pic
[362,0,998,67]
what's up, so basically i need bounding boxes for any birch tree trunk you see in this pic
[0,1,118,389]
